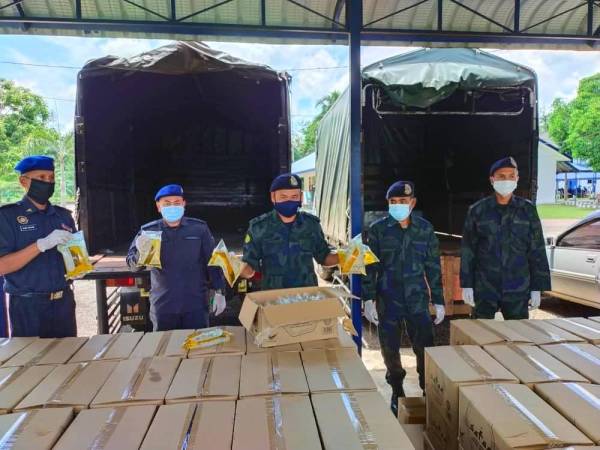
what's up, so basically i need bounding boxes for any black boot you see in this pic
[390,385,405,417]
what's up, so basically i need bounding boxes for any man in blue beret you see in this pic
[126,184,226,331]
[0,155,77,338]
[460,157,551,319]
[240,173,338,290]
[362,180,444,414]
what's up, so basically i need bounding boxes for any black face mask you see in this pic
[26,178,55,204]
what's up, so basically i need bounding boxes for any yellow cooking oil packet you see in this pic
[138,230,162,269]
[338,234,379,275]
[57,231,94,279]
[182,328,233,350]
[208,239,242,287]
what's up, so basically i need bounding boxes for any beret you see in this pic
[270,173,303,192]
[490,157,518,176]
[155,184,184,201]
[386,181,415,199]
[14,155,54,174]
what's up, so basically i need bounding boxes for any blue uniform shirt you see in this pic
[0,197,75,295]
[126,217,225,315]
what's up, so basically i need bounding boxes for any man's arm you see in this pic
[125,230,142,271]
[313,223,337,267]
[362,227,380,302]
[528,207,552,292]
[425,228,444,305]
[201,226,225,290]
[0,212,40,276]
[241,225,261,279]
[460,208,477,289]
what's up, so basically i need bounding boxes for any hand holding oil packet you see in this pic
[136,230,162,269]
[208,239,242,287]
[57,231,94,279]
[337,234,379,275]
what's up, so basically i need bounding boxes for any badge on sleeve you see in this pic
[244,234,252,244]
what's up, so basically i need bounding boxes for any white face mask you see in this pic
[493,180,517,197]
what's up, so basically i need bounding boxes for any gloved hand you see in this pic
[212,292,226,316]
[529,291,541,310]
[364,300,379,326]
[37,229,72,253]
[462,288,475,307]
[135,234,152,256]
[434,304,445,325]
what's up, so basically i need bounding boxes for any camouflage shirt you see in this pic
[460,195,551,304]
[363,215,444,317]
[242,210,332,290]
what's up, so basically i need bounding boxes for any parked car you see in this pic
[546,210,600,308]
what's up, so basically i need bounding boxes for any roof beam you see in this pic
[332,0,345,28]
[448,0,513,33]
[121,0,170,21]
[0,0,24,12]
[177,0,235,22]
[520,1,587,33]
[284,0,344,27]
[363,0,430,28]
[514,0,520,32]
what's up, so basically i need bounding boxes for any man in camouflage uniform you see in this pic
[362,181,445,414]
[241,173,338,290]
[460,157,551,319]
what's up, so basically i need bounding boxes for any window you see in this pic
[558,220,600,250]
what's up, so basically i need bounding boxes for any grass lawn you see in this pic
[537,204,597,220]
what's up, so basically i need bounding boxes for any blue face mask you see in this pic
[389,204,411,222]
[161,205,185,223]
[274,200,301,218]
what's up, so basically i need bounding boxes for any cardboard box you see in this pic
[2,337,87,367]
[590,316,600,324]
[141,401,235,450]
[0,407,73,449]
[540,343,600,384]
[53,405,156,450]
[549,318,600,344]
[503,319,586,345]
[0,365,55,413]
[424,345,518,450]
[450,319,532,346]
[240,352,308,397]
[15,361,117,411]
[0,337,37,364]
[300,322,357,351]
[233,395,321,450]
[91,357,180,408]
[165,356,240,403]
[187,326,246,358]
[398,396,426,424]
[69,332,143,362]
[423,431,435,450]
[130,330,191,358]
[484,344,590,387]
[239,286,348,347]
[535,382,600,444]
[402,423,425,450]
[301,348,377,393]
[458,383,593,449]
[245,330,302,353]
[312,391,416,449]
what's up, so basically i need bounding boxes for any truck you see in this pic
[74,41,291,333]
[314,48,539,315]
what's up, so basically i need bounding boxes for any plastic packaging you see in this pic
[137,230,162,269]
[208,239,242,287]
[337,234,379,275]
[57,231,94,279]
[270,293,326,305]
[182,328,233,350]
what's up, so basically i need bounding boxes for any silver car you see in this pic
[546,211,600,308]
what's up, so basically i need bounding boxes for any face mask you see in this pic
[389,204,411,222]
[26,178,55,204]
[493,180,517,197]
[161,205,185,223]
[274,200,301,218]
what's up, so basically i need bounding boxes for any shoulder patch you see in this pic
[244,233,252,244]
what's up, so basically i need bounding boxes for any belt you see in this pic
[17,290,66,300]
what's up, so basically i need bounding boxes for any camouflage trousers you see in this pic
[377,311,434,392]
[473,298,529,320]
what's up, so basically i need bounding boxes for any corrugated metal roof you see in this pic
[0,0,598,48]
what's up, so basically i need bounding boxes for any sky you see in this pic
[1,35,599,138]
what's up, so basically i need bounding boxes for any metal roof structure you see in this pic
[0,0,599,48]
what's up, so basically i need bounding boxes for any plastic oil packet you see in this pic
[271,293,326,305]
[182,328,233,350]
[208,239,242,287]
[57,231,94,280]
[137,230,162,269]
[338,234,379,275]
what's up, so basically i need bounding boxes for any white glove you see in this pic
[212,293,226,316]
[364,300,379,326]
[462,288,475,307]
[529,291,541,310]
[36,229,72,253]
[434,304,445,325]
[135,234,152,256]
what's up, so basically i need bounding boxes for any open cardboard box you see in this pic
[2,337,87,367]
[187,326,246,358]
[239,352,308,397]
[549,318,600,344]
[458,383,593,449]
[450,319,532,346]
[165,356,241,403]
[141,401,235,450]
[130,330,191,358]
[503,319,585,345]
[0,407,74,450]
[245,330,302,353]
[0,338,37,364]
[53,405,156,450]
[300,322,357,351]
[239,286,352,347]
[0,365,55,414]
[540,343,600,384]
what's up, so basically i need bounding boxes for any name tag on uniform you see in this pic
[19,224,38,232]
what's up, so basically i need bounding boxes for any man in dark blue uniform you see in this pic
[0,156,77,338]
[127,184,226,331]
